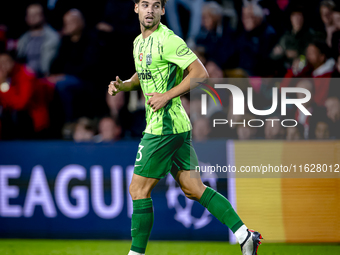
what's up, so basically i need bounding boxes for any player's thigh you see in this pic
[129,173,159,200]
[134,133,183,179]
[172,131,199,171]
[171,131,204,199]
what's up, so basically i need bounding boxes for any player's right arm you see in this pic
[108,72,140,96]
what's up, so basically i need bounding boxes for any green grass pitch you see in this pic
[0,239,339,255]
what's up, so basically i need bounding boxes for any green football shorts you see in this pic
[133,131,199,179]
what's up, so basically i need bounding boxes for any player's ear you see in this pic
[161,7,165,16]
[134,3,138,14]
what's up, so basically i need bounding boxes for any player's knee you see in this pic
[129,183,149,200]
[182,187,201,201]
[129,183,139,200]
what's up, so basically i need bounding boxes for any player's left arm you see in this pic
[146,59,208,112]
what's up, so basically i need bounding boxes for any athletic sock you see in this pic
[234,224,249,244]
[128,250,144,255]
[199,186,244,233]
[130,198,154,254]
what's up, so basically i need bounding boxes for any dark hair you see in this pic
[100,116,121,127]
[308,40,331,58]
[332,4,340,13]
[134,0,167,8]
[290,5,305,15]
[308,107,331,139]
[0,50,16,60]
[320,0,336,10]
[76,117,97,132]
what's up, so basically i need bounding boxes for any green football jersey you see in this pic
[133,23,197,135]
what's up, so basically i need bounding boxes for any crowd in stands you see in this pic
[0,0,339,142]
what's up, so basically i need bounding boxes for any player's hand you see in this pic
[108,76,123,96]
[146,92,171,112]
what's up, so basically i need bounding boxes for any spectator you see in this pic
[250,77,281,114]
[314,120,330,139]
[165,0,203,45]
[46,0,107,31]
[292,79,322,139]
[95,116,122,142]
[195,1,236,72]
[106,91,125,117]
[96,0,139,36]
[237,2,278,76]
[325,97,340,122]
[334,53,340,78]
[319,0,336,47]
[256,0,287,35]
[236,114,257,140]
[106,92,133,137]
[0,1,28,40]
[73,117,96,142]
[50,9,100,122]
[95,0,139,82]
[61,122,75,140]
[286,124,303,140]
[17,3,60,77]
[205,61,224,78]
[264,116,285,139]
[306,41,334,82]
[325,97,340,138]
[271,6,314,70]
[282,40,335,107]
[331,6,340,58]
[0,25,6,52]
[326,54,340,133]
[294,78,338,139]
[2,0,339,141]
[0,52,53,139]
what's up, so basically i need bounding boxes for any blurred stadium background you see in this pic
[0,0,340,254]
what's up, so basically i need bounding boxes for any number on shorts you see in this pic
[136,145,144,161]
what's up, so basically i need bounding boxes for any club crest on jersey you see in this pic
[146,53,152,65]
[139,53,143,61]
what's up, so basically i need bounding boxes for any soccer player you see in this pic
[108,1,262,254]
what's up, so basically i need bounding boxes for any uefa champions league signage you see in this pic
[0,164,211,230]
[0,165,127,219]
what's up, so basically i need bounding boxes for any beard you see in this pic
[140,17,159,30]
[29,21,44,30]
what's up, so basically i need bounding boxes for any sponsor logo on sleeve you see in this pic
[176,44,192,57]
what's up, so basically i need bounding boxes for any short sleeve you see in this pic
[163,33,197,70]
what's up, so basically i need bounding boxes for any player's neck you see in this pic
[140,22,160,39]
